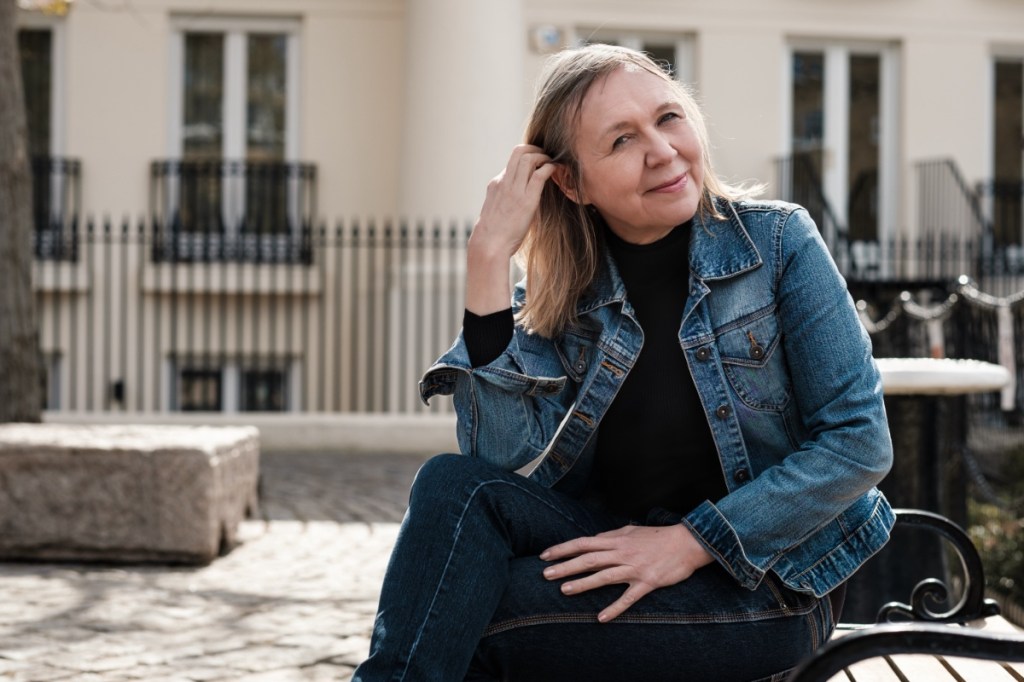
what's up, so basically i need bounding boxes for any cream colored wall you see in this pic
[43,0,406,220]
[301,1,404,219]
[524,0,1024,233]
[24,0,1024,227]
[64,4,169,217]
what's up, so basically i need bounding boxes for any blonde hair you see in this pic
[516,44,758,338]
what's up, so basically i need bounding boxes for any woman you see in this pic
[354,44,893,682]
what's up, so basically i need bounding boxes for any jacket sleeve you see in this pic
[682,207,894,591]
[419,282,578,471]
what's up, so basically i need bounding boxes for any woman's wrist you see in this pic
[465,237,515,315]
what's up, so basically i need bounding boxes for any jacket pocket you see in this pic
[716,308,792,410]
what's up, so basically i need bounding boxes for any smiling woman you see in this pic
[354,44,895,682]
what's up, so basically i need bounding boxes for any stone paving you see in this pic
[0,451,431,682]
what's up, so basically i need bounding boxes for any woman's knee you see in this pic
[410,454,507,507]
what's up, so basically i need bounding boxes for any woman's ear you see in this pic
[551,165,585,205]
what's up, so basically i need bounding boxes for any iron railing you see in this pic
[33,217,470,415]
[31,156,80,261]
[149,159,317,263]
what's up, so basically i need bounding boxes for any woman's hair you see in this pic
[516,43,758,338]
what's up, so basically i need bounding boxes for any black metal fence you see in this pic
[31,156,80,261]
[149,159,317,263]
[774,156,1024,289]
[35,217,471,415]
[28,212,1024,427]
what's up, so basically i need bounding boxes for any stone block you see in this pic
[0,424,259,564]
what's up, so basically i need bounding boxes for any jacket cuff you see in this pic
[682,500,765,591]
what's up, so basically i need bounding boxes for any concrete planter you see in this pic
[0,423,259,564]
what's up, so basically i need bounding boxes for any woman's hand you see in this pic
[465,145,557,315]
[540,524,715,622]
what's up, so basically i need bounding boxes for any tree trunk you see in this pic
[0,0,42,423]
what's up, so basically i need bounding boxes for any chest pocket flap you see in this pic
[716,307,791,410]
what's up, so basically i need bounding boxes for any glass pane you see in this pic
[848,54,880,242]
[183,32,224,159]
[246,33,286,161]
[993,61,1022,247]
[240,368,287,411]
[643,43,676,78]
[179,368,222,411]
[791,52,825,228]
[17,29,51,157]
[994,61,1023,183]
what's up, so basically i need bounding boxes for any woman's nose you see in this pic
[645,133,677,167]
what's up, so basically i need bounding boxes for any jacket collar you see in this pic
[576,197,763,315]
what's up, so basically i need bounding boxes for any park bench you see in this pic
[790,509,1024,681]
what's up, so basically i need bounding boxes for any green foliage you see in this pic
[968,500,1024,604]
[968,442,1024,606]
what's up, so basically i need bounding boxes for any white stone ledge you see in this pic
[0,423,259,565]
[44,412,460,455]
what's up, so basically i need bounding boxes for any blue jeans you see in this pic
[353,454,837,682]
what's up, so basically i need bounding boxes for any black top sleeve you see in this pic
[463,307,514,368]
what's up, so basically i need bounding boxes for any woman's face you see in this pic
[569,66,704,245]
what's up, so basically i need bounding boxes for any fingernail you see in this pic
[539,551,550,560]
[561,583,573,594]
[598,613,608,623]
[543,567,554,578]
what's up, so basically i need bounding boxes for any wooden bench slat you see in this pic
[886,653,959,681]
[827,616,1024,681]
[842,656,905,681]
[938,655,1021,682]
[964,614,1024,679]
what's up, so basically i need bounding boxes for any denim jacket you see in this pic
[420,199,894,598]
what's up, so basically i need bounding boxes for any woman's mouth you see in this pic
[648,173,688,193]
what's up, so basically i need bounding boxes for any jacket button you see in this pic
[574,360,587,374]
[749,344,765,361]
[734,468,750,483]
[695,347,711,361]
[715,405,731,419]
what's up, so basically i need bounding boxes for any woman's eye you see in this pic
[658,112,681,125]
[611,135,630,149]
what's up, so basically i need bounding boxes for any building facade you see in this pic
[14,0,1024,415]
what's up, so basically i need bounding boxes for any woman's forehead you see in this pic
[578,68,678,126]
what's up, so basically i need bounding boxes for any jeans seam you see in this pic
[482,603,811,638]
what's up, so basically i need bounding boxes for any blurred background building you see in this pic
[13,0,1024,419]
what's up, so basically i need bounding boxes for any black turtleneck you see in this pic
[462,222,725,519]
[594,222,724,519]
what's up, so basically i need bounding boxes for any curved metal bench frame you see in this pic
[788,508,1024,681]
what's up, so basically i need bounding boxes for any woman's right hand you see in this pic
[466,145,558,315]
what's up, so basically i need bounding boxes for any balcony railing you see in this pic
[149,159,317,263]
[31,156,81,261]
[977,179,1023,250]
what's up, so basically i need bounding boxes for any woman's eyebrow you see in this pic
[596,100,681,140]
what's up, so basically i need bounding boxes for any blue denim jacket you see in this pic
[420,199,894,598]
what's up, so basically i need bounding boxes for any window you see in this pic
[18,23,77,259]
[171,358,294,412]
[991,59,1023,246]
[178,367,223,412]
[783,43,899,249]
[163,18,307,252]
[18,28,51,158]
[574,29,695,85]
[240,368,287,412]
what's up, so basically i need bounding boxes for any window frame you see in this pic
[782,39,901,246]
[166,15,303,240]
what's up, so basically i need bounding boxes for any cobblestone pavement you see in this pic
[0,451,431,682]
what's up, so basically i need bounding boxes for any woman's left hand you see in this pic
[540,524,715,622]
